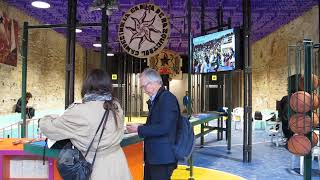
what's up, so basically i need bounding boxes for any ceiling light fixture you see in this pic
[93,37,101,48]
[107,53,114,56]
[93,43,102,48]
[75,28,82,33]
[89,0,119,15]
[31,1,50,9]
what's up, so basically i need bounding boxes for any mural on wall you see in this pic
[148,49,181,79]
[0,11,18,67]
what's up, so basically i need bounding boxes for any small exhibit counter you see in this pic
[0,134,143,180]
[0,112,224,180]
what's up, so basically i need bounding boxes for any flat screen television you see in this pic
[192,28,242,73]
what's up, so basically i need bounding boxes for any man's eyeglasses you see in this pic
[140,82,151,89]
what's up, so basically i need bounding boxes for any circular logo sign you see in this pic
[118,3,170,58]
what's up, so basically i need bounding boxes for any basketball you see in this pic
[290,91,312,113]
[313,93,319,109]
[299,74,319,90]
[287,135,311,156]
[289,113,312,134]
[312,132,319,148]
[313,112,319,128]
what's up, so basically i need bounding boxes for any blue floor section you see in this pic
[191,126,320,180]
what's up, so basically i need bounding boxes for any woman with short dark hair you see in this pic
[39,69,132,180]
[15,92,35,118]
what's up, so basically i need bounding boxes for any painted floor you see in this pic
[125,117,320,180]
[191,123,320,180]
[172,165,245,180]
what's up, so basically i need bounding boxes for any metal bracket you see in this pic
[244,106,252,113]
[66,64,73,71]
[244,66,252,74]
[244,145,252,151]
[313,43,320,49]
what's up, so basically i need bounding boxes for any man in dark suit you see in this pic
[127,68,179,180]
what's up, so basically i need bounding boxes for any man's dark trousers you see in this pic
[144,163,177,180]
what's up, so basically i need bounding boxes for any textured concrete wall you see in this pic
[0,1,85,114]
[86,49,101,74]
[252,6,319,112]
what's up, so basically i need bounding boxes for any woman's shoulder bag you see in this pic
[57,110,109,180]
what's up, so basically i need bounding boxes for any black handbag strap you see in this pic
[91,110,109,165]
[84,110,109,164]
[43,138,48,165]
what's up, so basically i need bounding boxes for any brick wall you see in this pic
[0,1,85,114]
[252,6,319,112]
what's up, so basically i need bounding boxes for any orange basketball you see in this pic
[289,114,312,134]
[313,93,319,109]
[299,74,319,90]
[287,135,311,156]
[313,112,319,127]
[290,91,312,113]
[312,132,319,148]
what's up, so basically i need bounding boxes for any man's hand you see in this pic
[126,123,141,133]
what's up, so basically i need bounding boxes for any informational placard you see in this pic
[112,74,118,80]
[10,159,48,178]
[211,75,217,81]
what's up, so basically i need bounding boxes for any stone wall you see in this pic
[0,1,85,114]
[252,6,319,111]
[86,49,101,73]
